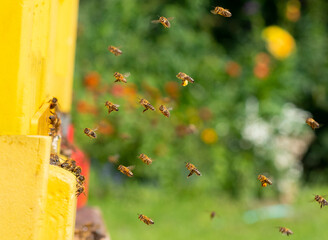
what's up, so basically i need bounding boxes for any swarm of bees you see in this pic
[75,3,328,236]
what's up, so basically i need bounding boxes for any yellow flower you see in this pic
[201,128,218,144]
[262,26,296,60]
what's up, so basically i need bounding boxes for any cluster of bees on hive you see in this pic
[56,3,326,236]
[75,222,106,240]
[47,97,86,197]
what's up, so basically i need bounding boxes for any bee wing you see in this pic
[124,72,130,77]
[167,17,174,20]
[187,171,194,178]
[127,165,135,170]
[114,104,120,107]
[151,20,161,24]
[167,107,173,111]
[210,10,217,14]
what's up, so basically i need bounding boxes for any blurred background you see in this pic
[72,0,328,239]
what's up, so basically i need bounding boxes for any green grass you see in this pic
[88,180,328,240]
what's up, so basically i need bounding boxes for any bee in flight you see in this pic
[314,195,328,208]
[138,214,154,225]
[159,105,172,118]
[139,98,155,113]
[210,211,216,220]
[108,45,122,56]
[211,6,232,17]
[138,153,153,165]
[114,72,130,83]
[176,72,194,86]
[185,162,202,178]
[105,101,119,114]
[258,174,272,187]
[306,118,320,130]
[117,165,134,177]
[278,227,293,236]
[151,16,174,28]
[84,128,97,139]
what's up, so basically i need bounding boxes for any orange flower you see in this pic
[226,61,242,77]
[76,100,98,115]
[98,120,114,136]
[84,72,101,89]
[254,53,271,79]
[110,84,125,97]
[262,26,296,59]
[165,81,180,100]
[201,128,218,144]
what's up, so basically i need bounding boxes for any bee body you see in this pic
[258,174,272,187]
[211,7,232,17]
[138,214,154,225]
[159,105,171,118]
[139,98,155,113]
[84,128,97,138]
[176,72,194,86]
[49,97,58,110]
[108,46,122,56]
[105,101,119,114]
[50,153,60,166]
[151,16,173,28]
[306,118,320,130]
[314,195,328,208]
[279,227,293,236]
[185,162,201,178]
[114,72,129,83]
[118,165,134,177]
[138,153,153,165]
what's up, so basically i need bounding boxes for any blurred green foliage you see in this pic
[73,0,328,198]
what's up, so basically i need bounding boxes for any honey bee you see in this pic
[48,127,57,137]
[176,72,194,86]
[185,162,202,178]
[76,184,85,197]
[61,158,77,171]
[138,214,154,225]
[139,98,155,113]
[73,166,82,176]
[105,101,119,114]
[278,227,293,236]
[77,175,85,185]
[211,6,232,17]
[117,165,134,177]
[84,128,97,138]
[48,113,61,135]
[49,97,58,110]
[258,174,272,187]
[159,105,171,118]
[138,153,153,165]
[50,153,60,166]
[114,72,130,83]
[314,195,328,208]
[108,45,122,56]
[151,16,174,28]
[306,118,320,130]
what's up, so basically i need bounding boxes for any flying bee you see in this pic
[114,72,130,83]
[185,162,202,178]
[138,214,154,225]
[138,153,153,165]
[211,6,232,17]
[210,211,216,220]
[84,128,97,139]
[139,98,155,113]
[151,16,174,28]
[258,174,272,187]
[176,72,194,86]
[105,101,119,114]
[117,165,134,177]
[278,227,293,236]
[314,195,328,208]
[306,118,320,130]
[108,45,122,56]
[50,153,60,166]
[159,105,172,118]
[49,97,58,110]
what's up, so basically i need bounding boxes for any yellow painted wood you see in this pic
[0,135,51,240]
[40,165,77,240]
